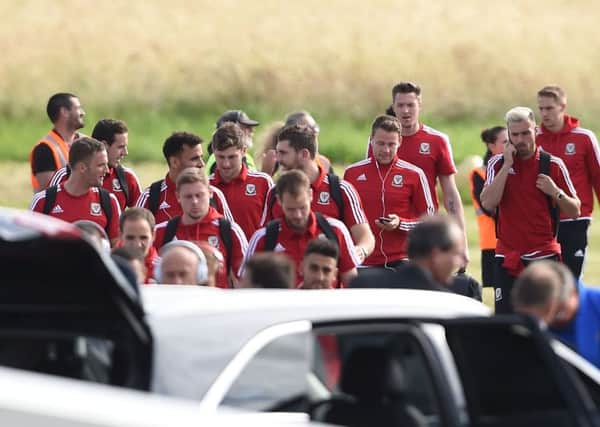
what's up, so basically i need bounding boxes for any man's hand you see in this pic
[375,214,400,231]
[503,142,516,169]
[536,174,559,196]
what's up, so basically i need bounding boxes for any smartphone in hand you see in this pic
[378,216,392,223]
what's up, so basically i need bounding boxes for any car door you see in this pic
[443,315,599,427]
[0,212,153,390]
[201,319,462,427]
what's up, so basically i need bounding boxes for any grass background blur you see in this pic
[1,0,600,284]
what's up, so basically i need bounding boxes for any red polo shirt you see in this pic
[344,156,435,265]
[245,212,360,286]
[136,174,234,225]
[210,164,274,239]
[30,183,121,240]
[260,166,368,233]
[485,147,577,260]
[153,207,248,288]
[366,123,456,209]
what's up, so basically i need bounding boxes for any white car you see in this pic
[2,207,600,427]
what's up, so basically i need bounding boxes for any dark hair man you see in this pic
[119,207,158,284]
[299,239,339,289]
[349,215,464,293]
[49,118,142,210]
[239,252,295,289]
[369,82,469,269]
[481,106,580,313]
[536,85,600,279]
[31,137,121,245]
[262,124,375,264]
[205,109,259,174]
[344,115,434,269]
[30,93,85,193]
[153,168,248,288]
[245,170,359,287]
[209,122,274,239]
[135,131,233,224]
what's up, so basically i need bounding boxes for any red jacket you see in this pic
[536,115,600,220]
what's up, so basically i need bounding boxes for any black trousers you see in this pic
[558,219,589,280]
[493,254,560,314]
[481,249,495,287]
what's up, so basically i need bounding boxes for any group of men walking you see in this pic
[27,83,600,313]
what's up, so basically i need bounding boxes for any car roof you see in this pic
[142,287,490,401]
[0,207,81,241]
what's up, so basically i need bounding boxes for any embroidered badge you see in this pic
[318,192,330,204]
[90,202,102,216]
[112,178,122,191]
[419,142,430,154]
[565,142,576,155]
[245,183,256,196]
[208,236,219,248]
[392,174,404,187]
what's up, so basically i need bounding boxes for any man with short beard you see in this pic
[30,93,85,193]
[31,137,121,245]
[153,168,247,288]
[481,106,580,313]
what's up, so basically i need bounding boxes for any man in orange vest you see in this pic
[30,93,85,193]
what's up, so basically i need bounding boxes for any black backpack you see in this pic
[43,185,113,235]
[62,164,130,206]
[266,173,344,223]
[263,212,339,251]
[495,150,559,237]
[161,215,233,275]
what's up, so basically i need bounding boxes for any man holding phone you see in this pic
[481,106,580,313]
[344,115,435,269]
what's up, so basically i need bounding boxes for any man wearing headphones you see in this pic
[154,168,248,288]
[155,240,210,286]
[344,115,435,269]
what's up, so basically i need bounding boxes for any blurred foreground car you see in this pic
[2,208,600,427]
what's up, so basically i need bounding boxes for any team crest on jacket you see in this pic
[208,235,219,248]
[419,142,430,154]
[112,178,122,191]
[90,202,102,216]
[392,174,404,187]
[245,183,256,196]
[318,191,330,205]
[565,143,576,155]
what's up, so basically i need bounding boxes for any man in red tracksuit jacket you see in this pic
[536,85,600,279]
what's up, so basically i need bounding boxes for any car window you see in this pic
[445,321,578,427]
[221,331,312,411]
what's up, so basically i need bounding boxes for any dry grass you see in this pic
[1,1,600,120]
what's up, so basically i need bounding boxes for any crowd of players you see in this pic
[27,83,600,324]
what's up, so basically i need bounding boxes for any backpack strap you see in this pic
[162,216,181,245]
[114,165,130,206]
[264,219,281,251]
[539,151,560,237]
[148,179,164,215]
[266,189,277,220]
[327,173,344,224]
[315,212,340,248]
[210,195,218,209]
[218,217,233,277]
[98,188,113,235]
[42,185,58,215]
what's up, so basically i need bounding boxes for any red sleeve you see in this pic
[584,135,600,203]
[238,228,266,277]
[340,180,368,226]
[107,194,122,241]
[409,170,435,218]
[30,191,46,213]
[551,157,578,198]
[330,220,360,274]
[126,170,143,208]
[436,135,457,176]
[229,222,249,279]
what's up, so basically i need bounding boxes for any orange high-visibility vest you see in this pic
[29,130,70,191]
[469,167,496,250]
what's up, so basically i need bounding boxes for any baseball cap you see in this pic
[216,110,259,128]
